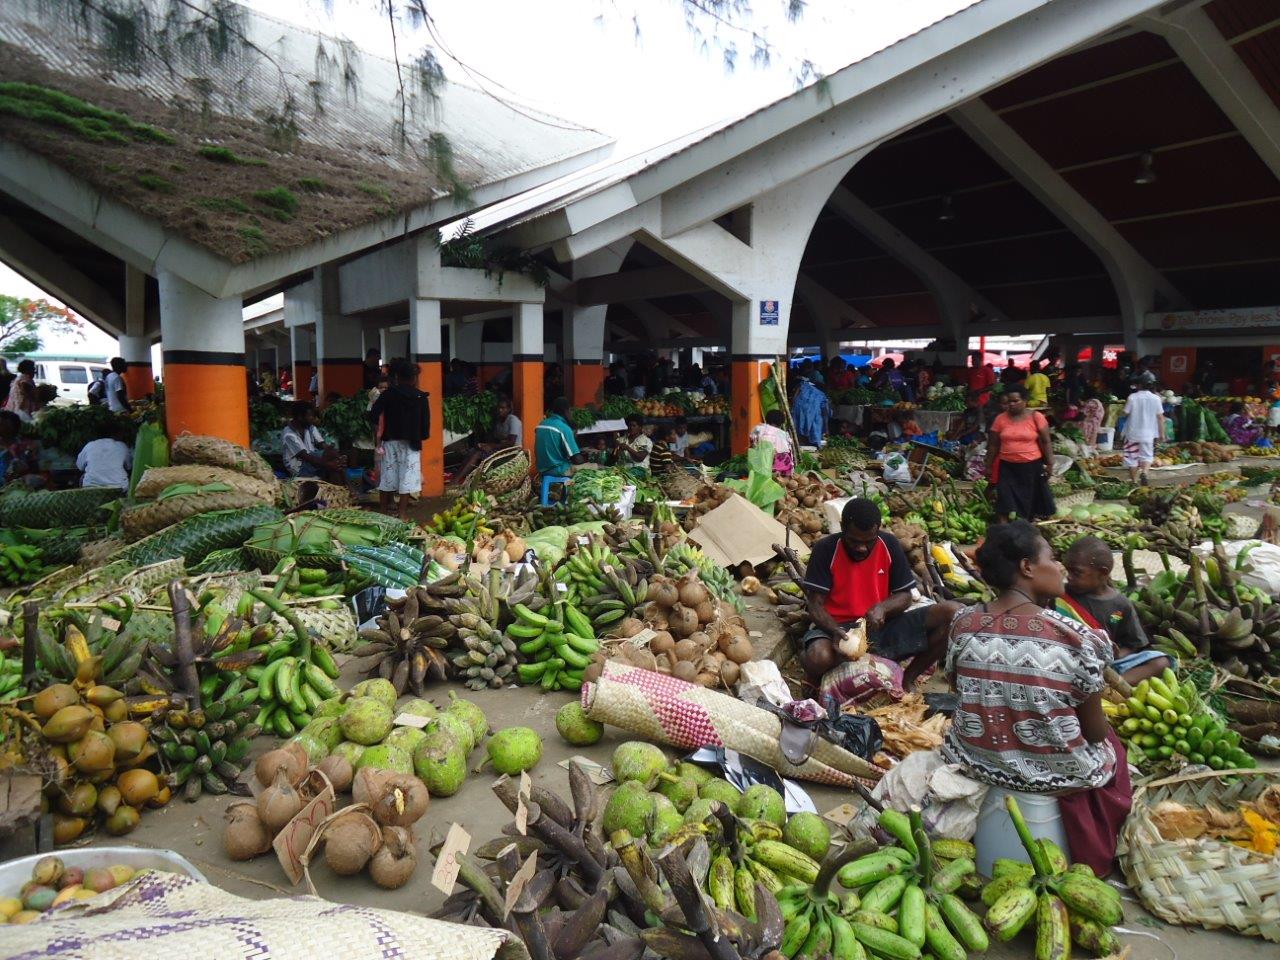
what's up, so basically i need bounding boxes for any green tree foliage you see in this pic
[0,296,83,357]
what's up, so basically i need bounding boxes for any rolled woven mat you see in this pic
[4,870,509,960]
[583,660,882,787]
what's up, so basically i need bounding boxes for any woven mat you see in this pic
[3,871,509,960]
[1117,768,1280,942]
[583,660,881,787]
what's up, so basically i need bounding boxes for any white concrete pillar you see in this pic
[563,304,607,406]
[120,265,154,397]
[158,271,248,444]
[513,302,544,454]
[315,266,364,398]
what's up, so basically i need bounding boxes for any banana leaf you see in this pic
[722,442,785,514]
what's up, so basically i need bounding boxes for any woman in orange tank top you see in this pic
[985,384,1056,522]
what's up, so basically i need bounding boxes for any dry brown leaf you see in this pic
[1203,804,1244,832]
[1150,801,1207,840]
[1254,785,1280,825]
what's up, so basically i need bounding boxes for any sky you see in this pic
[1,0,973,353]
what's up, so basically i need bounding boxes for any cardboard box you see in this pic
[686,493,795,568]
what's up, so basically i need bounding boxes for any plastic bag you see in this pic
[883,454,912,486]
[857,749,988,840]
[821,708,883,761]
[736,660,792,708]
[1192,540,1280,595]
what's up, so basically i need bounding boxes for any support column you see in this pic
[315,266,364,401]
[563,305,606,406]
[513,302,544,457]
[730,302,776,455]
[158,271,249,445]
[291,325,313,401]
[410,297,445,499]
[120,265,154,397]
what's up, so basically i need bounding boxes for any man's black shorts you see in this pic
[800,604,932,661]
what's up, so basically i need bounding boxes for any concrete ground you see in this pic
[57,640,1265,960]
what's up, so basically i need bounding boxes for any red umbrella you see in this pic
[872,352,905,366]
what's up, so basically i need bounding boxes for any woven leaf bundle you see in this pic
[171,434,276,483]
[0,486,122,528]
[121,491,271,541]
[280,478,354,510]
[1118,768,1280,942]
[136,465,279,504]
[113,506,282,567]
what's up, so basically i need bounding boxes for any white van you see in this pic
[30,360,112,406]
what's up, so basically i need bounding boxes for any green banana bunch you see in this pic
[153,688,261,802]
[834,810,987,960]
[511,596,598,692]
[0,644,26,702]
[980,796,1123,958]
[428,492,494,539]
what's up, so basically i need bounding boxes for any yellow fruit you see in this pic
[51,885,80,907]
[72,889,99,901]
[108,865,134,886]
[0,898,21,918]
[10,909,42,924]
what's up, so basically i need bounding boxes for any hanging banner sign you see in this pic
[1146,305,1280,333]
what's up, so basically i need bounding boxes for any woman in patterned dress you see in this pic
[942,521,1132,875]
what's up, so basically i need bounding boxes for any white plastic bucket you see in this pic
[973,784,1069,876]
[1095,427,1115,451]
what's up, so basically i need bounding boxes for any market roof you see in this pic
[473,0,1280,349]
[0,0,612,299]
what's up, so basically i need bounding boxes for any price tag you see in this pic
[555,583,568,594]
[558,756,613,785]
[393,712,432,729]
[503,849,538,918]
[515,771,532,835]
[577,536,591,546]
[430,823,471,895]
[822,803,859,828]
[628,628,657,647]
[274,781,335,885]
[99,617,122,632]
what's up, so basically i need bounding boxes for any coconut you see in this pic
[258,769,304,833]
[314,755,355,792]
[412,737,467,797]
[117,769,159,807]
[256,746,308,788]
[616,617,646,639]
[58,782,97,817]
[672,661,699,683]
[370,774,430,828]
[339,697,395,746]
[352,767,395,807]
[673,639,698,662]
[67,730,114,774]
[601,781,656,836]
[33,684,79,721]
[224,801,272,860]
[555,702,603,746]
[720,660,741,687]
[678,577,710,609]
[484,727,543,775]
[105,722,148,763]
[369,825,417,889]
[323,810,382,876]
[649,631,675,657]
[722,635,754,665]
[611,741,667,788]
[668,603,698,638]
[350,678,398,710]
[104,804,140,836]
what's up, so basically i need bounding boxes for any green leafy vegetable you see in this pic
[319,391,373,447]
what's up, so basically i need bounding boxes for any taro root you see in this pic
[722,634,754,665]
[369,826,416,889]
[672,661,698,683]
[258,769,304,834]
[255,745,307,789]
[615,618,646,639]
[649,631,675,657]
[648,578,678,609]
[224,801,273,861]
[323,809,382,876]
[677,577,710,609]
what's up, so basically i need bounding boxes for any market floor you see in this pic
[88,654,1263,960]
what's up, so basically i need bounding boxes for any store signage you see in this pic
[1169,354,1189,374]
[759,300,779,326]
[1146,305,1280,332]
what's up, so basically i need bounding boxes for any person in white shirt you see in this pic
[613,414,653,474]
[452,394,523,483]
[1122,380,1166,485]
[105,357,131,413]
[282,401,344,480]
[76,424,131,489]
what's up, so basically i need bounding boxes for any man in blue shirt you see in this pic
[535,397,585,478]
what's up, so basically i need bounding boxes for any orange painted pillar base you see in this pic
[123,363,154,399]
[162,353,250,447]
[513,357,544,461]
[731,358,771,455]
[293,362,314,401]
[569,361,604,407]
[416,358,445,498]
[477,364,504,389]
[318,360,363,402]
[1160,347,1196,391]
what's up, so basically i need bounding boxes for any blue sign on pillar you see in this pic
[759,300,779,326]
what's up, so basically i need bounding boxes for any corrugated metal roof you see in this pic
[0,0,610,192]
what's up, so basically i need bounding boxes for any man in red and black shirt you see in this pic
[801,499,959,690]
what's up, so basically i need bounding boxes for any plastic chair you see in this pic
[540,475,570,506]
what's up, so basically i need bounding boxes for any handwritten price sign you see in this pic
[431,823,471,895]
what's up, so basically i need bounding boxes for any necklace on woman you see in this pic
[1005,587,1040,612]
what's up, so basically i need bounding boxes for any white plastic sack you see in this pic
[856,749,988,841]
[883,454,912,486]
[736,660,792,708]
[1192,540,1280,595]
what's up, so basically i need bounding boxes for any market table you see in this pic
[845,405,960,436]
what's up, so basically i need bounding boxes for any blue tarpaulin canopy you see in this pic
[789,354,873,368]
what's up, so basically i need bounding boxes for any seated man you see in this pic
[282,401,346,483]
[453,395,522,483]
[800,498,959,691]
[1060,535,1173,684]
[535,396,585,479]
